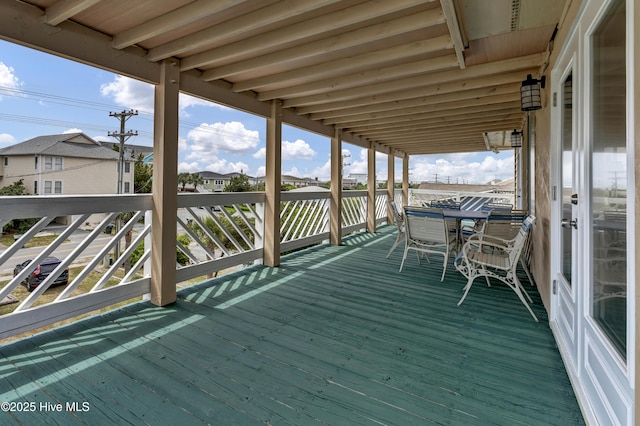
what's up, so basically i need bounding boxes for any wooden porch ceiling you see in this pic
[0,228,584,424]
[1,0,566,156]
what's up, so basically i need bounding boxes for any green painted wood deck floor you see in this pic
[1,227,584,425]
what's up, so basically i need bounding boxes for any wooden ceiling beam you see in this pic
[146,0,346,62]
[293,71,527,113]
[373,125,520,142]
[112,0,240,49]
[278,53,541,105]
[45,0,101,26]
[341,108,522,131]
[354,116,523,136]
[180,0,430,71]
[320,95,521,125]
[321,97,521,125]
[232,36,453,92]
[203,9,445,81]
[308,84,520,120]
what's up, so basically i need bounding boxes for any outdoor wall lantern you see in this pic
[511,129,523,148]
[520,74,546,111]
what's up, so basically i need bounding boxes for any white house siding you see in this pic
[0,154,131,195]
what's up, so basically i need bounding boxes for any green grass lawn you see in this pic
[0,234,68,248]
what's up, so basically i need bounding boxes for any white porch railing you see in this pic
[409,188,515,209]
[0,190,390,340]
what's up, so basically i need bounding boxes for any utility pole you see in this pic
[108,109,139,194]
[107,109,138,267]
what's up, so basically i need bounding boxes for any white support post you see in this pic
[150,59,179,306]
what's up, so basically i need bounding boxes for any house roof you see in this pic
[0,0,567,157]
[0,133,120,160]
[196,171,228,179]
[99,141,154,159]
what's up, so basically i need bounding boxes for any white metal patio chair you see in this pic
[386,199,405,258]
[476,210,534,285]
[400,206,455,282]
[454,215,538,321]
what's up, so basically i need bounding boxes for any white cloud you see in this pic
[283,166,301,176]
[92,135,111,142]
[0,62,21,101]
[0,133,16,147]
[251,139,316,161]
[63,128,83,134]
[410,153,514,184]
[100,75,229,116]
[100,75,154,113]
[187,121,259,156]
[253,147,266,159]
[309,159,331,181]
[178,161,200,173]
[283,139,316,160]
[255,166,266,177]
[205,159,249,174]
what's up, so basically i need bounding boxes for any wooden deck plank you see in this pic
[0,227,584,425]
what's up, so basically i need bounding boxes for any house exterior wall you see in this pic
[531,1,582,313]
[0,154,130,195]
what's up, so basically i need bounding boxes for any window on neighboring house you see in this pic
[124,161,131,173]
[3,157,7,166]
[44,180,63,194]
[124,182,130,193]
[44,156,63,171]
[34,181,38,195]
[35,156,38,170]
[215,180,224,185]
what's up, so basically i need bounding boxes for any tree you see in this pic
[178,172,191,191]
[224,173,253,192]
[0,179,28,195]
[189,173,204,191]
[134,153,153,193]
[0,180,37,234]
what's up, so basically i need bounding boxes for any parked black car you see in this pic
[14,257,69,292]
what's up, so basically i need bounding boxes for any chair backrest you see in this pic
[508,215,536,264]
[481,202,513,212]
[404,207,447,244]
[430,200,461,210]
[482,210,528,241]
[388,199,403,229]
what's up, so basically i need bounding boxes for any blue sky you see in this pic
[0,40,514,184]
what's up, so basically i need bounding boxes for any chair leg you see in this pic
[514,275,534,304]
[440,251,449,282]
[457,275,476,306]
[511,277,539,322]
[399,247,409,272]
[520,256,535,285]
[386,234,403,258]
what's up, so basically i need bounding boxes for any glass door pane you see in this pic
[590,0,626,358]
[561,74,573,284]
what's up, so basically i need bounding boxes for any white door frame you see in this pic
[549,0,635,424]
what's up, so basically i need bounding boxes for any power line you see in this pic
[0,85,264,142]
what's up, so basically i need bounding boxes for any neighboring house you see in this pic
[100,141,154,163]
[197,171,229,192]
[254,175,320,188]
[0,133,134,195]
[348,173,368,185]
